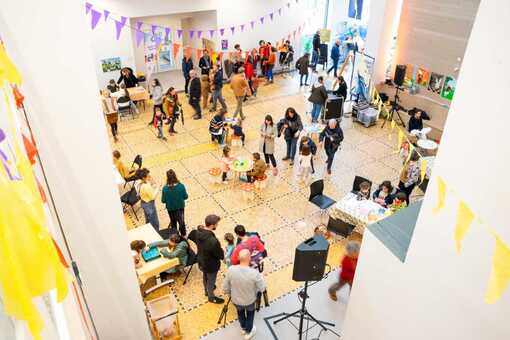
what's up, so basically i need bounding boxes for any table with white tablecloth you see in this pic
[329,193,390,233]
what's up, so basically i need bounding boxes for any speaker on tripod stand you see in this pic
[394,64,406,87]
[381,65,407,129]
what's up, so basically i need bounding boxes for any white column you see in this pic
[364,0,403,84]
[0,1,151,339]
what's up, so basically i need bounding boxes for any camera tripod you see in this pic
[381,86,406,129]
[217,296,232,328]
[265,281,340,340]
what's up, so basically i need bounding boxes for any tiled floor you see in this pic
[111,72,417,339]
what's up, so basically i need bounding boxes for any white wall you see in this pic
[342,1,510,339]
[0,1,151,339]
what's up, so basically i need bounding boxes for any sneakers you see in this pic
[244,325,256,339]
[208,296,225,304]
[193,114,202,120]
[282,156,290,161]
[329,292,338,301]
[272,167,278,176]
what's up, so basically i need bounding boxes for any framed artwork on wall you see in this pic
[100,57,121,73]
[441,76,456,100]
[416,67,430,87]
[428,72,445,94]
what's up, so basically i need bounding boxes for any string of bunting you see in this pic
[431,176,510,304]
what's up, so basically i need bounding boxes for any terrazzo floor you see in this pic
[109,72,419,339]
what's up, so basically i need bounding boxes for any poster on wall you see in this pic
[428,72,445,94]
[441,76,456,100]
[416,67,430,87]
[100,57,121,73]
[404,64,415,82]
[348,0,364,20]
[319,29,332,43]
[144,27,174,73]
[221,39,228,50]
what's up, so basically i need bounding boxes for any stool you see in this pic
[240,182,255,201]
[254,174,268,190]
[231,135,242,149]
[208,167,222,184]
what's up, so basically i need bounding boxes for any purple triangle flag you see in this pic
[197,30,203,39]
[189,30,195,39]
[115,16,127,40]
[177,29,183,38]
[240,24,245,32]
[155,36,162,47]
[260,17,265,25]
[85,2,92,14]
[278,8,282,16]
[219,28,225,36]
[287,2,291,8]
[230,26,235,35]
[270,13,274,21]
[135,21,144,47]
[250,21,255,29]
[164,27,171,41]
[151,25,157,35]
[103,9,110,21]
[90,9,102,30]
[209,29,215,38]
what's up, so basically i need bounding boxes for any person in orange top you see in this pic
[328,241,360,301]
[265,45,276,83]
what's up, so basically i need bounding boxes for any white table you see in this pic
[329,193,390,232]
[128,224,179,284]
[417,139,438,150]
[422,156,435,178]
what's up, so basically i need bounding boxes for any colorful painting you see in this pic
[221,39,228,50]
[100,57,121,73]
[428,72,445,94]
[143,28,174,73]
[416,67,430,87]
[441,76,456,100]
[404,64,415,82]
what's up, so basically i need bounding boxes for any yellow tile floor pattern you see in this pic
[111,73,413,339]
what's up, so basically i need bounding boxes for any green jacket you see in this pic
[148,240,189,266]
[161,182,188,211]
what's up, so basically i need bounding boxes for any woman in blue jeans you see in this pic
[138,169,160,232]
[308,76,328,123]
[279,107,303,166]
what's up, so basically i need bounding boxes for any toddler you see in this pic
[224,233,235,267]
[356,181,371,200]
[231,118,246,146]
[154,106,167,141]
[298,144,312,183]
[220,146,233,182]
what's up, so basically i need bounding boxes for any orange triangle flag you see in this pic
[184,46,193,58]
[196,48,203,60]
[172,43,181,59]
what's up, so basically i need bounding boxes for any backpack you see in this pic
[237,235,267,272]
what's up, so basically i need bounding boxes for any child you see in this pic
[372,181,396,207]
[224,233,235,267]
[356,181,371,200]
[154,106,167,141]
[299,136,317,173]
[328,241,360,301]
[220,146,233,182]
[231,118,246,146]
[247,152,267,183]
[298,144,313,183]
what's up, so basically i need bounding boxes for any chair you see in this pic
[326,216,355,237]
[124,155,143,188]
[117,96,134,119]
[143,280,182,340]
[121,186,140,220]
[309,179,336,212]
[182,248,197,285]
[351,176,372,195]
[254,174,268,190]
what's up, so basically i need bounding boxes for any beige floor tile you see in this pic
[181,152,222,175]
[229,205,287,236]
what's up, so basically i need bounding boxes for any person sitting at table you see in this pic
[231,118,246,146]
[117,67,138,88]
[113,150,140,181]
[130,240,146,269]
[115,84,139,114]
[356,181,371,201]
[220,146,234,182]
[209,109,227,145]
[372,180,397,207]
[148,233,189,275]
[107,79,119,93]
[408,109,431,138]
[247,153,267,183]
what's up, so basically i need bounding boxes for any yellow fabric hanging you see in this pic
[485,235,510,304]
[397,129,404,151]
[454,201,475,254]
[420,159,427,182]
[432,176,446,214]
[0,44,22,85]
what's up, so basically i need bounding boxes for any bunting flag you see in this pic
[103,9,110,21]
[454,201,474,254]
[177,29,183,38]
[270,13,274,21]
[219,28,225,36]
[189,30,195,39]
[420,159,427,182]
[397,129,404,150]
[485,235,510,304]
[432,176,446,213]
[135,22,144,48]
[164,27,171,41]
[151,24,157,35]
[90,9,102,30]
[114,16,127,40]
[85,2,92,14]
[287,2,291,8]
[196,48,203,60]
[230,26,235,35]
[172,43,181,59]
[209,29,215,38]
[278,8,282,16]
[260,17,265,24]
[184,46,192,58]
[250,21,255,29]
[293,30,297,38]
[240,24,245,32]
[197,30,203,39]
[217,51,223,61]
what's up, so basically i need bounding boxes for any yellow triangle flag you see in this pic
[485,236,510,304]
[454,201,475,254]
[0,45,22,85]
[406,144,414,163]
[397,129,404,149]
[432,176,446,213]
[420,159,427,181]
[391,119,396,130]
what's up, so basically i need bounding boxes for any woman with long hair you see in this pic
[280,107,303,166]
[162,87,179,134]
[161,169,189,236]
[259,114,278,175]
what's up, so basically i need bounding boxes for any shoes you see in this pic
[113,136,119,143]
[241,329,247,335]
[161,137,167,141]
[272,167,278,176]
[329,292,338,301]
[193,115,202,120]
[244,325,256,339]
[282,157,290,161]
[208,296,225,304]
[327,168,332,175]
[289,161,294,166]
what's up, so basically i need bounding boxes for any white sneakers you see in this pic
[244,325,256,339]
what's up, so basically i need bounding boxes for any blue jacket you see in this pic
[213,69,223,89]
[331,44,340,61]
[182,58,193,77]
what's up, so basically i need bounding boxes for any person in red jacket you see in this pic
[328,241,360,301]
[229,225,265,267]
[245,55,255,95]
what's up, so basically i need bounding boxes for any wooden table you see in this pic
[127,87,149,110]
[128,224,179,284]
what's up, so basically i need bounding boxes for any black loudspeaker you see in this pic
[292,235,329,282]
[394,64,406,86]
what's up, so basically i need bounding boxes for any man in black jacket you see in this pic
[189,70,202,120]
[188,214,225,304]
[211,64,227,112]
[199,49,212,75]
[312,30,321,71]
[319,119,344,175]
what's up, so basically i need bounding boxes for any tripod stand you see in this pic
[270,281,339,340]
[381,86,406,128]
[217,296,231,328]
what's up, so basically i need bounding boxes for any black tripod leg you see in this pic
[273,309,301,324]
[303,311,334,330]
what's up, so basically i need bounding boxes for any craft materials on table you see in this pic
[330,193,390,232]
